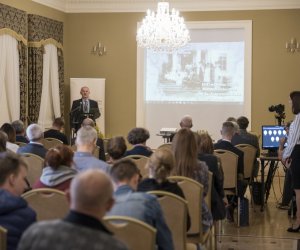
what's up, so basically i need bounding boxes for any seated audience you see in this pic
[33,145,77,192]
[0,131,7,152]
[231,116,260,177]
[214,121,245,222]
[73,126,110,173]
[17,169,128,250]
[0,123,19,153]
[11,120,29,144]
[170,115,193,142]
[196,132,226,221]
[43,117,69,145]
[214,121,244,183]
[0,152,36,250]
[138,147,191,230]
[107,136,127,164]
[108,159,174,250]
[17,124,47,159]
[125,127,153,157]
[179,115,193,129]
[80,118,106,162]
[172,128,213,232]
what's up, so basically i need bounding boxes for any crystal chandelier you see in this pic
[136,2,190,52]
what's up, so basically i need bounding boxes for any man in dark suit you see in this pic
[11,120,29,144]
[214,121,246,222]
[44,117,69,145]
[17,124,47,158]
[214,121,244,178]
[231,116,260,177]
[70,86,100,132]
[231,116,260,156]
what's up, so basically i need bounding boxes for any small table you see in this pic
[156,133,174,143]
[259,155,280,211]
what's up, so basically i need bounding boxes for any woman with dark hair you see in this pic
[172,128,213,232]
[279,91,300,232]
[0,131,7,152]
[33,145,77,192]
[125,127,153,157]
[0,123,19,153]
[107,136,127,164]
[196,132,226,221]
[138,147,191,230]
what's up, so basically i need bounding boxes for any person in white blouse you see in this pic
[279,91,300,233]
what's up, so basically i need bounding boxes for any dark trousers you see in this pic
[281,167,293,206]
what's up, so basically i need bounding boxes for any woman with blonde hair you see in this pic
[138,147,191,230]
[172,128,213,232]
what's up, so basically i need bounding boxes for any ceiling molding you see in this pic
[33,0,67,12]
[33,0,300,13]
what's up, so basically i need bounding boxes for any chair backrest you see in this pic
[41,138,63,150]
[15,141,27,147]
[123,155,149,178]
[204,171,213,211]
[103,216,156,250]
[157,143,172,150]
[213,149,238,191]
[148,190,188,250]
[22,188,69,221]
[21,153,44,187]
[71,145,100,158]
[0,226,7,250]
[168,176,203,236]
[235,144,257,179]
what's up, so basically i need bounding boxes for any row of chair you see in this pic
[19,171,214,250]
[16,138,64,150]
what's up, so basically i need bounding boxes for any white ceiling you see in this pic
[32,0,300,13]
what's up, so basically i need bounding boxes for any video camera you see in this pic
[268,104,285,114]
[268,104,285,125]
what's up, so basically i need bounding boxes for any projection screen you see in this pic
[137,20,252,149]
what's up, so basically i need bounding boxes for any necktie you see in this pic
[83,100,88,113]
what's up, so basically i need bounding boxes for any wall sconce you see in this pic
[92,42,106,56]
[286,38,299,53]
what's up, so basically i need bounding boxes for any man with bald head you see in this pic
[180,115,193,129]
[70,86,101,132]
[18,170,128,250]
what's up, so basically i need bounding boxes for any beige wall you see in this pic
[1,0,300,138]
[66,9,300,138]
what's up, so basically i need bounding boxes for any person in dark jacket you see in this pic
[196,132,226,221]
[11,120,29,144]
[44,117,69,145]
[17,124,47,159]
[0,152,36,250]
[125,127,153,157]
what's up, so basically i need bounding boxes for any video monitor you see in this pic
[261,125,287,150]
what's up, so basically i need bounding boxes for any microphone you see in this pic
[79,101,82,111]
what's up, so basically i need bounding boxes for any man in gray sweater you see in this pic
[17,169,128,250]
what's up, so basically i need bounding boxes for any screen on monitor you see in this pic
[261,125,287,150]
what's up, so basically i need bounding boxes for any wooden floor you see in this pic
[216,162,300,250]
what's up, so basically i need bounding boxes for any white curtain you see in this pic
[0,34,20,125]
[38,43,61,130]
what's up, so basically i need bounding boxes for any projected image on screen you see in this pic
[145,42,244,103]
